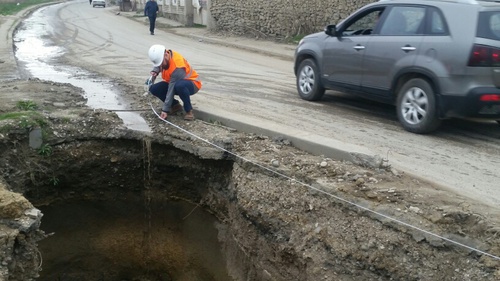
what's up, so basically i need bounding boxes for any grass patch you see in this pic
[38,143,52,156]
[0,0,54,16]
[286,34,305,44]
[17,100,38,111]
[48,176,60,186]
[0,111,36,121]
[0,111,46,129]
[207,119,223,126]
[19,115,47,130]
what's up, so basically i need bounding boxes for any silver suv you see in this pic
[294,0,500,133]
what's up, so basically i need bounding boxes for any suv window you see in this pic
[477,11,500,40]
[341,9,384,36]
[379,6,426,35]
[428,8,447,35]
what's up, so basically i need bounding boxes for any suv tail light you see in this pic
[468,44,500,67]
[480,94,500,101]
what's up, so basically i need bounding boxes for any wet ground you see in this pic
[13,5,150,132]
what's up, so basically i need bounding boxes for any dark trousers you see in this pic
[149,80,197,112]
[148,16,156,33]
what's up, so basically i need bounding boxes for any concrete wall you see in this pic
[193,0,209,26]
[137,0,376,38]
[159,0,208,26]
[209,0,376,39]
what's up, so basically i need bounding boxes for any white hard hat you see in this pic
[148,44,166,67]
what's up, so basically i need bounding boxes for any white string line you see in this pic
[149,103,500,261]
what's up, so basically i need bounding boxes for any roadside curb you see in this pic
[194,110,384,169]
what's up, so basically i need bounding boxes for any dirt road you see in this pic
[17,1,498,211]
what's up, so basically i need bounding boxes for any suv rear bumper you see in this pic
[440,87,500,119]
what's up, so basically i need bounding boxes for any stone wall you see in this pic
[210,0,375,39]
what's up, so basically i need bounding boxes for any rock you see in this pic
[409,206,421,214]
[390,168,400,176]
[53,102,66,107]
[0,188,33,219]
[355,177,365,186]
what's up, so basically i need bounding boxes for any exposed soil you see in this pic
[1,78,500,280]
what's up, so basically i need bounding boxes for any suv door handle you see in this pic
[401,45,416,52]
[353,44,365,51]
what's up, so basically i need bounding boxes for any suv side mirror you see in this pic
[324,24,337,36]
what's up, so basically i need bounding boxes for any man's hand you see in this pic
[160,111,168,120]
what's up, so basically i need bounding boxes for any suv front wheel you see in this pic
[297,59,325,101]
[397,78,441,134]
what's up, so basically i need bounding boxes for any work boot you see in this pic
[169,103,183,114]
[184,111,195,121]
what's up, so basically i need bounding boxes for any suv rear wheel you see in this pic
[297,59,325,101]
[397,78,441,134]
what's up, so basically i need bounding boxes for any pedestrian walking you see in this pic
[144,0,159,35]
[147,44,202,121]
[89,0,92,5]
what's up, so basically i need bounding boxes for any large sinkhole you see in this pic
[23,138,235,281]
[7,128,493,281]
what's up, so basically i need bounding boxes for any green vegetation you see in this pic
[38,143,52,156]
[287,34,305,44]
[0,100,48,138]
[0,101,47,131]
[20,115,46,130]
[207,119,223,126]
[48,176,60,186]
[0,111,34,121]
[0,111,46,131]
[0,0,54,16]
[17,100,38,111]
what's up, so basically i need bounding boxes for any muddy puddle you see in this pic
[37,198,231,281]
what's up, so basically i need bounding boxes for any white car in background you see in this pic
[93,0,106,8]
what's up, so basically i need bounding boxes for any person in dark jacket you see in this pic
[144,0,159,35]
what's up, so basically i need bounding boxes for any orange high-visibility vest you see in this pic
[161,50,202,89]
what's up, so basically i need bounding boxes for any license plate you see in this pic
[479,104,500,114]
